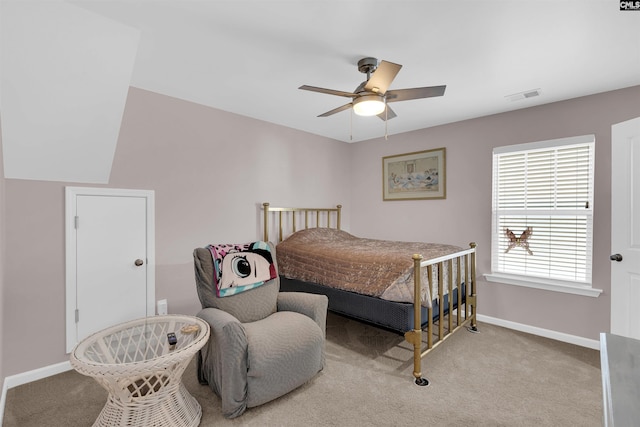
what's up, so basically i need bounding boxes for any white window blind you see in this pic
[491,135,594,285]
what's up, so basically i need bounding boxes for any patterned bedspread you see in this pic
[275,228,463,307]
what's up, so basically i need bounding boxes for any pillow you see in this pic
[208,241,277,297]
[193,243,280,323]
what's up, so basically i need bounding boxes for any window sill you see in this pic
[484,273,603,297]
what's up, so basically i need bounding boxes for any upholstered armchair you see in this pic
[193,243,328,418]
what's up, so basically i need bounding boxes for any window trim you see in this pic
[484,272,603,297]
[490,134,600,297]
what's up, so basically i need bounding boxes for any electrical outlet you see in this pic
[157,299,168,315]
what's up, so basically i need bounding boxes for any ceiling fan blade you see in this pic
[299,85,357,98]
[377,105,397,121]
[364,60,402,95]
[385,85,446,103]
[318,103,353,117]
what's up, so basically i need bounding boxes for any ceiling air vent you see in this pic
[505,89,541,102]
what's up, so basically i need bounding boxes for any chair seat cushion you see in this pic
[243,311,324,407]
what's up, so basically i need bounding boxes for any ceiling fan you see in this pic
[299,57,446,121]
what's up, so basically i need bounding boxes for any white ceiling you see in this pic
[69,0,640,143]
[2,0,640,183]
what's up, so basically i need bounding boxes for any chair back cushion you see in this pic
[193,243,279,323]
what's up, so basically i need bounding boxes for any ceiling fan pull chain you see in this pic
[384,102,388,140]
[350,108,353,141]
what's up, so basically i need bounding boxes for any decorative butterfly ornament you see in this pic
[505,227,533,255]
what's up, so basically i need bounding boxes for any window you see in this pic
[486,135,601,297]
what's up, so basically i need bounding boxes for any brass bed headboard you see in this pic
[262,202,342,243]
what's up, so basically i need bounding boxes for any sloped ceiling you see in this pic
[1,1,139,183]
[1,1,639,183]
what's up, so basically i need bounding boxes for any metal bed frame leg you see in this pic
[467,242,479,333]
[404,254,429,386]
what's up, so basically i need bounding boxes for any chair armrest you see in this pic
[277,292,329,337]
[196,307,249,418]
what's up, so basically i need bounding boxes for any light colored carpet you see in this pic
[3,313,603,426]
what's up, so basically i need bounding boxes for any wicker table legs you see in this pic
[93,382,201,427]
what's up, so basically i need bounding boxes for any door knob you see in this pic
[610,254,623,262]
[134,259,144,266]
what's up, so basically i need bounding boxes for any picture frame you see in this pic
[382,147,446,201]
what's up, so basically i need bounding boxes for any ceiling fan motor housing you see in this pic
[357,57,378,76]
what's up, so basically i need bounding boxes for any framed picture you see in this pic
[382,147,446,201]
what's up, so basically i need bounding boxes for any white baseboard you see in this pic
[0,361,72,425]
[477,314,600,350]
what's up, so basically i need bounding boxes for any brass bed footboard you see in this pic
[404,244,477,386]
[262,202,477,385]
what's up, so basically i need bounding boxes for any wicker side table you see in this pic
[70,315,210,427]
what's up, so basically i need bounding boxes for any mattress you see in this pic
[275,228,463,307]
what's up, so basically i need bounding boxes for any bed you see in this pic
[262,202,478,386]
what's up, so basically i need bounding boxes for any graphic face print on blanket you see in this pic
[207,241,277,297]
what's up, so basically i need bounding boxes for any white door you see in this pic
[66,187,155,352]
[611,117,640,339]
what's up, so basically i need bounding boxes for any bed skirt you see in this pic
[280,277,464,335]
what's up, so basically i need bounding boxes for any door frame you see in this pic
[65,187,155,352]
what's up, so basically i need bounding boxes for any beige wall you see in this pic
[1,84,639,380]
[349,85,640,340]
[0,87,351,377]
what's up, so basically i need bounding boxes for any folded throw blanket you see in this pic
[207,241,277,297]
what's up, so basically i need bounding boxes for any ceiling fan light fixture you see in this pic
[353,95,385,116]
